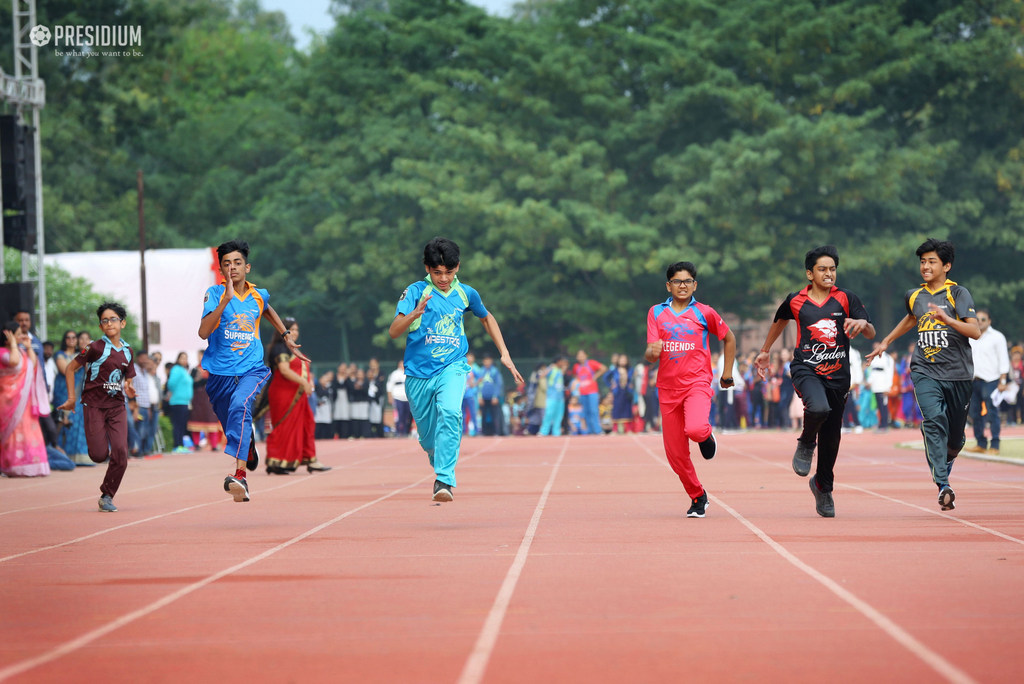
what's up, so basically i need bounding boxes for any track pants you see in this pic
[912,373,971,487]
[659,384,714,499]
[83,403,129,498]
[206,367,271,465]
[406,362,469,487]
[792,370,848,493]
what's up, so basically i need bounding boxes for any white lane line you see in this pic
[0,476,429,682]
[458,438,569,684]
[634,436,977,684]
[0,472,209,517]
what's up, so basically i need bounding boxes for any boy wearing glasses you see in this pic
[56,302,136,512]
[645,261,736,518]
[755,246,874,518]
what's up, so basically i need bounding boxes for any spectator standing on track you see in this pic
[165,352,194,453]
[571,349,606,435]
[867,341,894,431]
[198,239,307,503]
[389,237,523,502]
[755,246,875,518]
[965,309,1010,455]
[867,238,979,512]
[476,354,505,436]
[56,303,138,510]
[646,261,736,519]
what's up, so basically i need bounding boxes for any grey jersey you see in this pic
[905,279,977,381]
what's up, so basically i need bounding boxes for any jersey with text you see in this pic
[201,282,270,376]
[396,276,488,378]
[775,286,869,389]
[906,279,976,381]
[647,297,730,390]
[76,337,136,410]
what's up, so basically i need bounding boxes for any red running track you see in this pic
[1,427,1023,683]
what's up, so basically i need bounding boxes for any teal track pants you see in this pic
[406,361,469,487]
[911,372,971,488]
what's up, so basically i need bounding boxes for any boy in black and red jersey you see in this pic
[57,302,136,512]
[754,246,875,517]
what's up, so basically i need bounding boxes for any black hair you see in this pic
[666,261,697,281]
[423,237,460,269]
[804,245,839,271]
[916,238,954,266]
[96,301,127,321]
[217,239,250,263]
[266,317,297,365]
[4,320,19,334]
[553,354,567,364]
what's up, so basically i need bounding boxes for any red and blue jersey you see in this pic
[201,281,269,376]
[647,297,730,390]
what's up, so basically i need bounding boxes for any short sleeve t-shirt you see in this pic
[774,286,870,390]
[572,360,603,396]
[75,337,136,409]
[905,279,976,381]
[201,282,270,376]
[647,297,730,391]
[396,276,488,378]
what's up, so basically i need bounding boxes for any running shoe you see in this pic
[698,433,717,460]
[686,492,709,518]
[97,495,117,512]
[938,485,956,511]
[432,479,453,502]
[246,431,260,471]
[809,476,835,517]
[792,441,815,477]
[224,475,250,502]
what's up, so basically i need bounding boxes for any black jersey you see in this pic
[774,286,870,389]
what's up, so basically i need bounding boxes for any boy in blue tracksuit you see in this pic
[389,237,523,502]
[540,355,569,436]
[198,239,308,503]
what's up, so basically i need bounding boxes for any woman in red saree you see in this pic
[1,323,50,477]
[265,319,331,474]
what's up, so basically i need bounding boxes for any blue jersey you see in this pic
[201,282,270,376]
[396,276,488,378]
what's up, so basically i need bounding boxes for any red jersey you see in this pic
[647,297,730,390]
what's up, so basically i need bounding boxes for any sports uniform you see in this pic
[647,296,730,500]
[75,337,136,500]
[775,285,870,494]
[200,281,272,469]
[904,279,976,489]
[396,275,488,488]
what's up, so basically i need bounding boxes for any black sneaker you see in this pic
[809,476,835,517]
[224,475,250,502]
[97,495,117,512]
[686,492,709,518]
[432,479,453,502]
[792,441,815,477]
[938,485,956,511]
[698,433,717,460]
[246,433,259,472]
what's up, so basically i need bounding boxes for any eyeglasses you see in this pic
[668,278,696,287]
[100,318,123,325]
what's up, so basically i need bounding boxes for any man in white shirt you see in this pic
[387,360,411,436]
[867,341,894,430]
[966,309,1010,455]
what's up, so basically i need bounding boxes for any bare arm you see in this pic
[56,358,83,411]
[480,313,524,385]
[865,314,917,362]
[720,329,737,387]
[644,340,663,364]
[275,358,314,393]
[2,330,21,367]
[264,304,311,363]
[929,304,980,340]
[754,320,789,378]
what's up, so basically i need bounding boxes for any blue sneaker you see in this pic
[98,495,117,512]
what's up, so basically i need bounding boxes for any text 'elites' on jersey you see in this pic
[775,286,870,388]
[201,282,269,376]
[647,297,730,390]
[396,277,488,378]
[905,279,976,381]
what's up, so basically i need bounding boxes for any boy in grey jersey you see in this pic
[867,239,979,511]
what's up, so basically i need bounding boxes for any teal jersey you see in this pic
[396,276,488,378]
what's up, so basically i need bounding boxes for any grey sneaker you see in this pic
[793,441,815,477]
[97,495,117,512]
[432,479,454,502]
[938,485,956,511]
[809,476,835,518]
[686,492,709,518]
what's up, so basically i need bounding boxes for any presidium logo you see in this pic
[30,24,143,57]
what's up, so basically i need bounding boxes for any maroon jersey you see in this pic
[75,337,136,410]
[774,286,870,388]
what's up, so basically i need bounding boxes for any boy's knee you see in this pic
[805,409,830,424]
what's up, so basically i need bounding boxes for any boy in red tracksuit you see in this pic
[646,261,736,518]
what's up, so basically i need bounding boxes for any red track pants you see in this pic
[659,384,714,499]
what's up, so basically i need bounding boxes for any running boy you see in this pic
[389,237,523,502]
[865,238,979,511]
[56,302,136,512]
[754,246,874,518]
[198,240,307,503]
[645,261,736,518]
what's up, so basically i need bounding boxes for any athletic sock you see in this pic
[234,468,246,480]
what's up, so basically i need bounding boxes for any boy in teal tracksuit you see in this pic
[389,237,523,502]
[540,355,568,436]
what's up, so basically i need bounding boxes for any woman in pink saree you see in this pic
[1,322,50,477]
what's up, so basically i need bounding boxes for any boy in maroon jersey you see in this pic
[57,302,136,512]
[754,246,874,517]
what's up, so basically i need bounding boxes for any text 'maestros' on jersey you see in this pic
[775,285,870,388]
[396,278,488,378]
[647,297,730,390]
[905,279,976,381]
[201,282,269,376]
